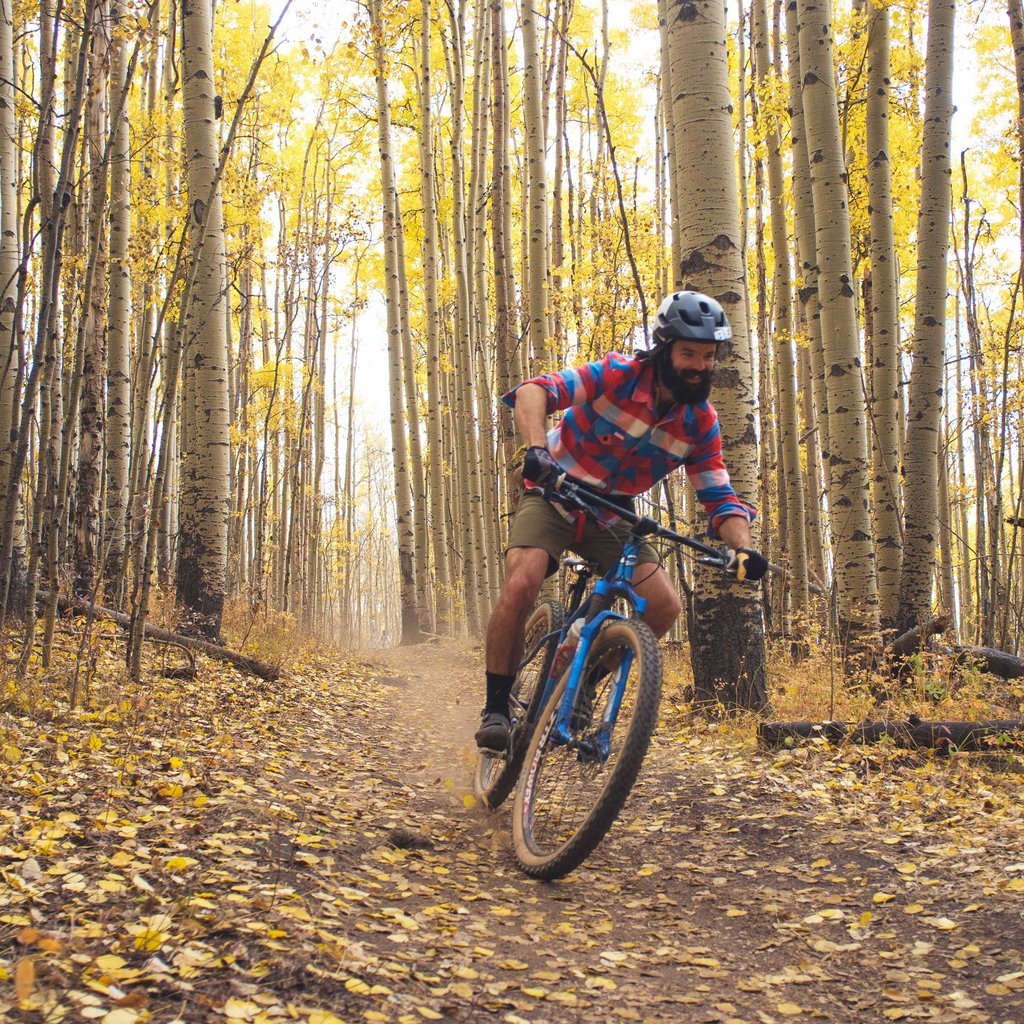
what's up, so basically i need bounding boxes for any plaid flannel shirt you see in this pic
[502,352,756,538]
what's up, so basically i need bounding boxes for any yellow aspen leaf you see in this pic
[14,956,34,1001]
[133,927,167,951]
[818,909,844,920]
[462,793,477,809]
[924,916,958,930]
[548,992,578,1005]
[726,908,748,917]
[521,988,548,998]
[895,862,917,874]
[777,1002,803,1016]
[309,1013,347,1024]
[873,892,896,904]
[15,928,40,945]
[449,983,473,999]
[89,735,103,751]
[903,904,925,914]
[95,955,128,971]
[3,744,21,763]
[1006,879,1024,892]
[169,757,184,769]
[810,858,830,868]
[345,978,371,996]
[416,1009,443,1020]
[857,912,873,929]
[37,937,63,953]
[110,851,133,867]
[101,1011,140,1024]
[224,998,259,1019]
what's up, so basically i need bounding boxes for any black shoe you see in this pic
[476,710,511,753]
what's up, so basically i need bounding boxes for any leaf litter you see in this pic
[0,636,1022,1022]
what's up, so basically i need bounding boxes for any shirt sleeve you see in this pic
[684,415,758,538]
[501,353,630,414]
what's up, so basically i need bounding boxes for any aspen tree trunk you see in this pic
[469,0,501,608]
[370,0,420,644]
[1011,0,1024,275]
[177,0,231,638]
[797,0,880,641]
[75,4,113,602]
[865,0,902,630]
[657,0,683,290]
[0,0,24,616]
[104,0,132,601]
[953,313,972,631]
[393,187,432,629]
[784,0,830,547]
[550,0,570,357]
[521,0,551,369]
[753,0,809,624]
[666,0,768,711]
[491,0,518,494]
[897,0,955,632]
[441,3,485,634]
[3,2,96,625]
[937,424,957,623]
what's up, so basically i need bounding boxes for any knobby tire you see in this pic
[512,617,662,880]
[475,600,565,809]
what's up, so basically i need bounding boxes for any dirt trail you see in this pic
[353,638,1024,1024]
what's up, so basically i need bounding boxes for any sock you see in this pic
[485,672,516,714]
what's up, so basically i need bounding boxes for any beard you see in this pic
[655,348,714,405]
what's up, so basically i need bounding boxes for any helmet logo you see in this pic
[713,326,732,341]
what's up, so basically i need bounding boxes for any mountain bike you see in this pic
[497,477,738,880]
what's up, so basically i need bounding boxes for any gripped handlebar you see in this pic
[535,475,735,573]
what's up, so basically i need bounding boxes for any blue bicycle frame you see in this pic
[529,476,733,763]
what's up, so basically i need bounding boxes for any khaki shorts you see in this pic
[506,491,661,577]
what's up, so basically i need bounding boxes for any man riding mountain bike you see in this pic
[477,290,769,752]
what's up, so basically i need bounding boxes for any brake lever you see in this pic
[699,553,735,574]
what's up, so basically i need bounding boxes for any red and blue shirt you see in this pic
[502,352,756,538]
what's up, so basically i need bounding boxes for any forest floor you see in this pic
[2,625,1024,1024]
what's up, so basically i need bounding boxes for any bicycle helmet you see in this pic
[647,290,732,348]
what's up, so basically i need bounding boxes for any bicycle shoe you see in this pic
[475,710,511,752]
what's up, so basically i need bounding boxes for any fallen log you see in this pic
[887,614,952,659]
[952,645,1024,680]
[758,717,1024,752]
[41,592,280,681]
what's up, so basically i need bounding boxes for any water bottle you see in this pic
[549,618,583,683]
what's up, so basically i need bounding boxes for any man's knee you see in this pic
[502,568,544,612]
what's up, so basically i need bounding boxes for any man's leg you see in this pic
[477,546,550,751]
[631,565,682,638]
[486,546,551,674]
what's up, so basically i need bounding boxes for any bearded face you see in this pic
[654,344,715,405]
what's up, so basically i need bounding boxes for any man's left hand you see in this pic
[726,547,769,582]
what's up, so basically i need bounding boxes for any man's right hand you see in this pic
[523,445,559,488]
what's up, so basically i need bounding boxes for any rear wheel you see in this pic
[512,617,661,879]
[474,600,564,809]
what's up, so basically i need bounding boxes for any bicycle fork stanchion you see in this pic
[551,575,647,754]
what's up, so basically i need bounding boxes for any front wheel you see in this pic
[512,617,662,880]
[474,600,564,809]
